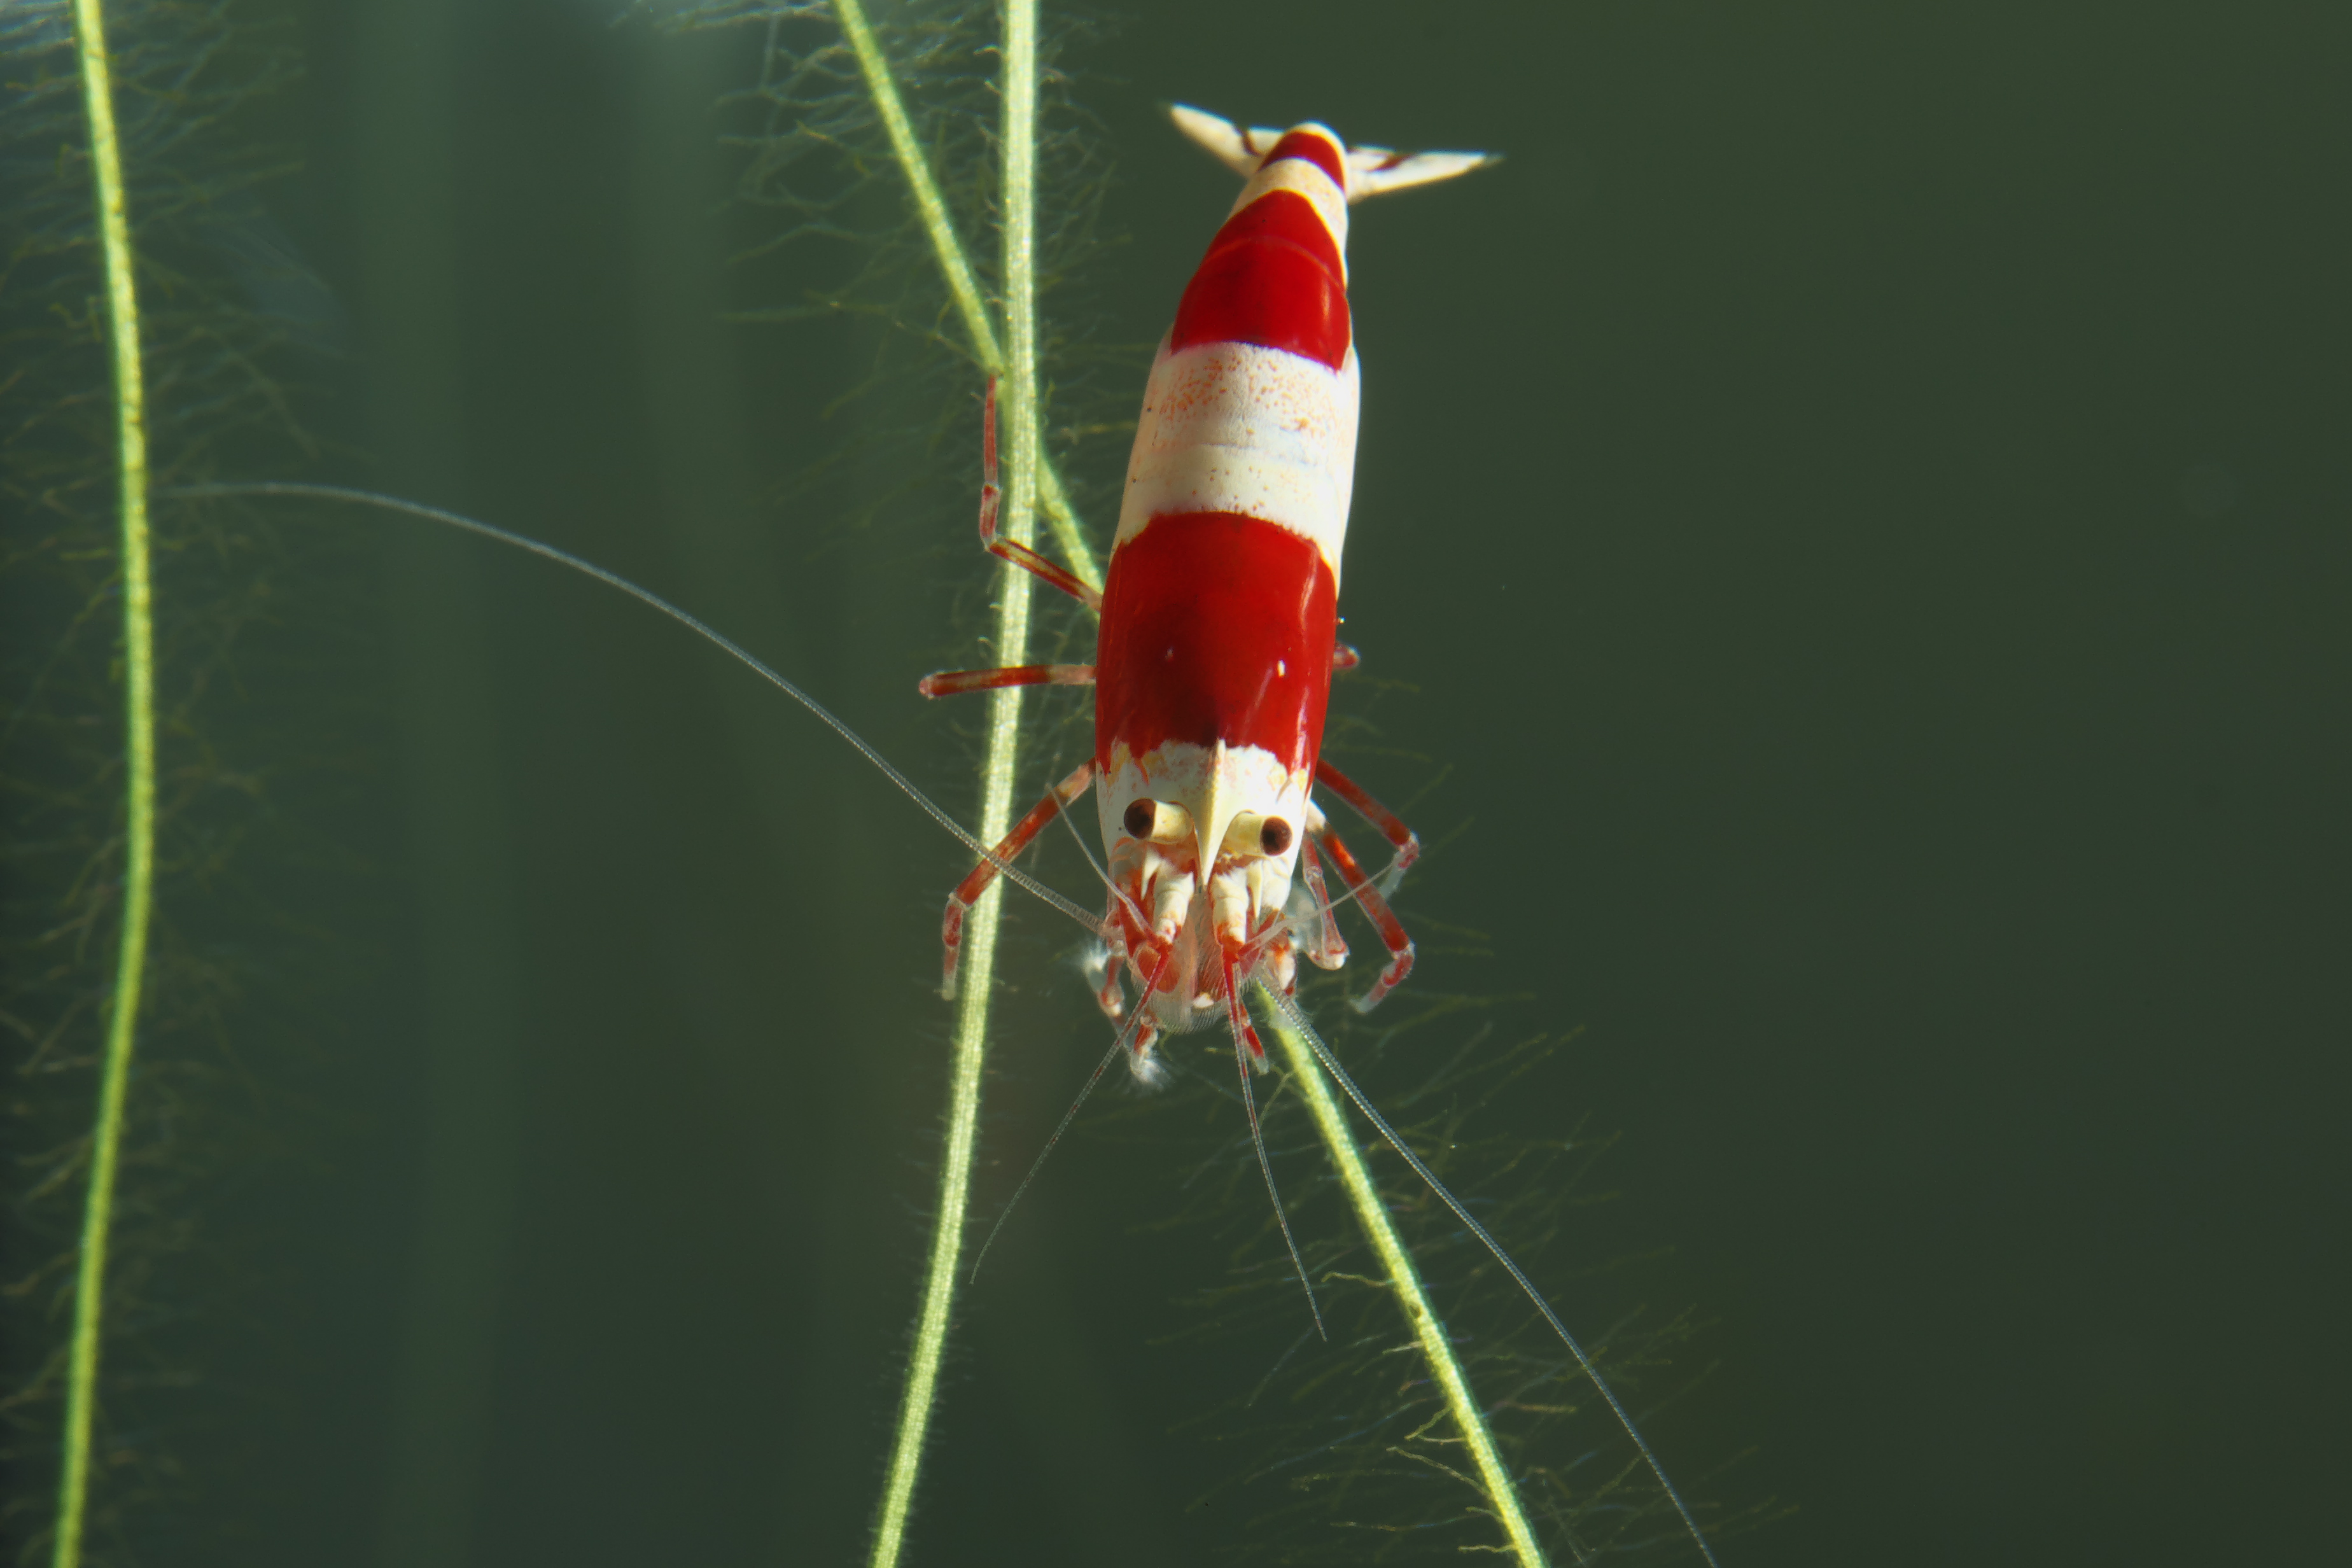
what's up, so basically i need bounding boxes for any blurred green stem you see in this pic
[55,3,156,1565]
[865,2,1044,1564]
[1263,996,1550,1567]
[832,0,1102,592]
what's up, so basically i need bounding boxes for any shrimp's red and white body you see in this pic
[927,107,1494,1083]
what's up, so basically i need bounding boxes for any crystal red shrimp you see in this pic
[924,104,1490,1085]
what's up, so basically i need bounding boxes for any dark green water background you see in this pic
[16,1,2349,1563]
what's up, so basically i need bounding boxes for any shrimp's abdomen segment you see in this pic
[1095,512,1336,771]
[1116,121,1361,583]
[1170,188,1349,370]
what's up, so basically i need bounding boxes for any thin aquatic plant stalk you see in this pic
[831,0,1102,592]
[55,4,156,1565]
[867,3,1043,1564]
[1263,997,1550,1568]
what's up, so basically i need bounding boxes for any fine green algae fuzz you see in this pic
[6,4,365,1560]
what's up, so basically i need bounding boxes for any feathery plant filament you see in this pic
[55,2,157,1565]
[1264,1001,1550,1567]
[832,0,1102,592]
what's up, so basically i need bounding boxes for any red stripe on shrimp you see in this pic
[1095,511,1338,769]
[1264,128,1345,186]
[1169,190,1350,369]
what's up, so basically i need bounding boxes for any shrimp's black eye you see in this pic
[1123,799,1157,839]
[1259,817,1293,855]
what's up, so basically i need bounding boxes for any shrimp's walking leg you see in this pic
[1310,820,1415,1013]
[918,663,1095,699]
[1312,758,1421,892]
[976,379,1102,611]
[941,760,1096,999]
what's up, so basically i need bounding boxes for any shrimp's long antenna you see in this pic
[1263,983,1721,1567]
[170,482,1103,936]
[969,944,1172,1282]
[1226,955,1324,1340]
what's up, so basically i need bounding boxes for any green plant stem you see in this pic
[867,3,1043,1564]
[56,4,155,1566]
[1263,996,1550,1568]
[831,0,1102,593]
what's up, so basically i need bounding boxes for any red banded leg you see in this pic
[918,663,1095,699]
[1310,820,1415,1013]
[1312,759,1421,891]
[976,379,1102,612]
[940,760,1095,1000]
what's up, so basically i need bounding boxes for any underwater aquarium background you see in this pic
[5,1,2346,1563]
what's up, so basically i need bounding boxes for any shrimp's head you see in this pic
[1098,739,1312,1032]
